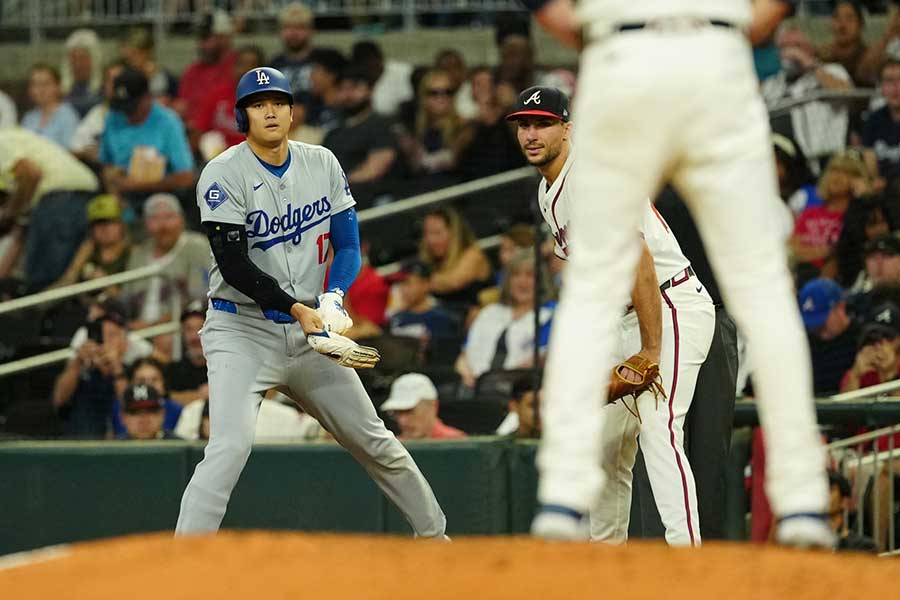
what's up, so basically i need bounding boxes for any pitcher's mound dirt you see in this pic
[2,532,898,600]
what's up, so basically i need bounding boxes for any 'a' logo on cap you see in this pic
[876,308,892,323]
[525,90,541,105]
[132,385,149,401]
[802,297,815,312]
[256,69,270,85]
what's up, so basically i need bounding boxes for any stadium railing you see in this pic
[0,256,182,378]
[826,424,899,555]
[0,0,525,39]
[0,0,860,44]
[0,167,535,379]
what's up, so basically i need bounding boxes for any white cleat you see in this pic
[531,506,590,541]
[775,514,837,550]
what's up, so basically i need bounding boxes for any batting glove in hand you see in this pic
[316,291,353,334]
[307,331,380,369]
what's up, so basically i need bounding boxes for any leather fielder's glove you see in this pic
[607,353,666,421]
[307,331,380,369]
[316,291,353,334]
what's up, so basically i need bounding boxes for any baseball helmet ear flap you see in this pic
[234,67,293,135]
[234,105,249,133]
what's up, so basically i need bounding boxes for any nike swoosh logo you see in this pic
[696,285,703,293]
[252,182,264,191]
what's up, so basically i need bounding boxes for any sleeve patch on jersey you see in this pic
[204,182,228,211]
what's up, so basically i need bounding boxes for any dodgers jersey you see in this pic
[538,150,690,283]
[578,0,752,28]
[197,141,355,305]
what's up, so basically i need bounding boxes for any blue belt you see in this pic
[210,298,295,324]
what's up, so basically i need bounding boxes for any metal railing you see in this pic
[0,254,180,378]
[766,88,878,120]
[0,0,525,38]
[0,167,534,379]
[826,424,899,555]
[830,379,900,403]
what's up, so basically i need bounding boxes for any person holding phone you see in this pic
[52,298,155,437]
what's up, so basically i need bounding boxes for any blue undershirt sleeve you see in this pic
[327,207,362,295]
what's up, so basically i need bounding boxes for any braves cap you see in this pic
[123,384,164,413]
[857,323,897,350]
[381,373,438,412]
[506,86,570,122]
[798,278,843,330]
[864,233,900,257]
[867,301,900,335]
[109,67,149,115]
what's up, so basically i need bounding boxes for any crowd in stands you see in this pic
[3,1,900,427]
[0,5,566,443]
[1,0,900,549]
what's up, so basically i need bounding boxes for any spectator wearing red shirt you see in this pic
[193,45,264,155]
[381,373,466,441]
[791,150,870,281]
[345,264,388,335]
[175,10,237,135]
[840,323,898,393]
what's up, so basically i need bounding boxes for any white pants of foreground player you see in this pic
[592,282,714,546]
[175,308,447,537]
[538,27,827,521]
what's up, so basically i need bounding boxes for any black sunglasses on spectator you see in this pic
[426,88,454,97]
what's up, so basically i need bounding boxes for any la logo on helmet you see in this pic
[256,69,270,86]
[525,91,541,105]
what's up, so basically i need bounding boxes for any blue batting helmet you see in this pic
[233,67,293,133]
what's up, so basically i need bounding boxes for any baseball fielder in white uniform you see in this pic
[523,0,833,548]
[509,87,715,545]
[175,67,446,537]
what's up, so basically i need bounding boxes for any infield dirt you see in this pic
[1,532,898,600]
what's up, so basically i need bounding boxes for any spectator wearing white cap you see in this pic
[270,2,317,96]
[124,193,209,339]
[61,28,103,118]
[381,373,466,441]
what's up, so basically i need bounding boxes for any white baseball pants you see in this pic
[175,308,447,537]
[590,281,714,546]
[537,26,828,523]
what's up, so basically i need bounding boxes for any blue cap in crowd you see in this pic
[799,278,844,329]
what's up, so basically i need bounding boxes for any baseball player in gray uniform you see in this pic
[175,67,447,538]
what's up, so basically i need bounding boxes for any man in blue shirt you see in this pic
[99,68,195,202]
[389,259,462,359]
[863,58,900,187]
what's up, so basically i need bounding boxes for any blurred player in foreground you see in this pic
[509,86,715,545]
[523,0,833,548]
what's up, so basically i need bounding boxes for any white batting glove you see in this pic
[307,331,380,369]
[316,291,353,334]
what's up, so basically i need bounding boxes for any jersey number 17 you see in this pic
[316,233,330,265]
